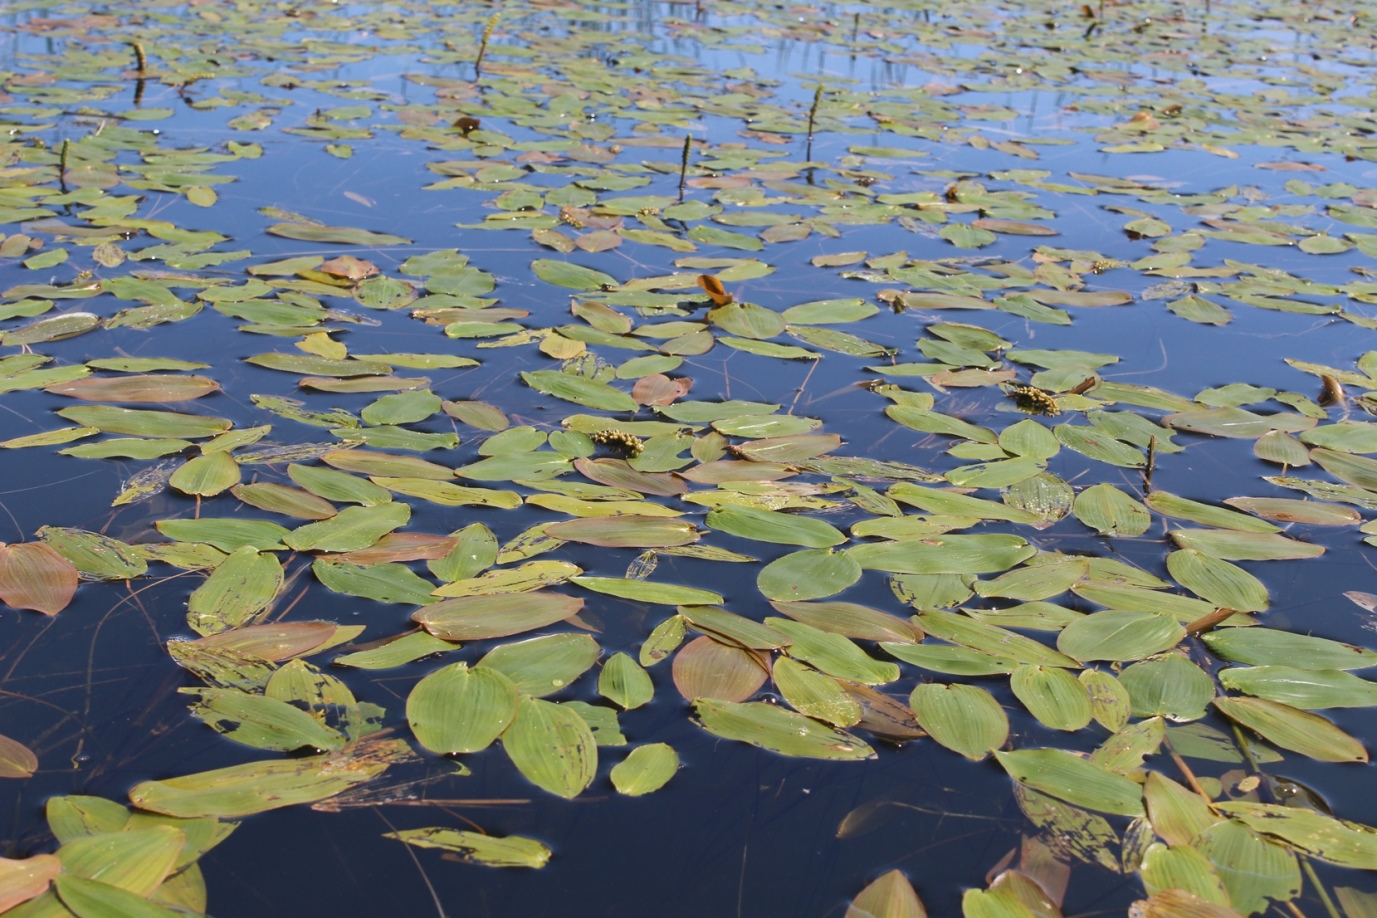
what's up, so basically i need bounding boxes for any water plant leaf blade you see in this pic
[1073,484,1150,536]
[692,698,874,760]
[0,732,36,780]
[572,576,721,605]
[1009,664,1093,731]
[503,696,598,799]
[521,370,638,411]
[1218,665,1377,710]
[384,828,550,868]
[994,748,1144,816]
[54,874,184,918]
[1056,611,1185,663]
[845,869,927,918]
[598,652,654,710]
[672,636,768,702]
[406,663,518,755]
[1165,550,1269,612]
[530,259,618,290]
[610,743,679,797]
[190,689,347,753]
[283,503,410,553]
[908,683,1008,761]
[1202,629,1377,670]
[706,505,846,547]
[186,547,283,635]
[413,592,583,641]
[129,743,403,818]
[757,548,862,601]
[478,634,600,697]
[546,517,699,549]
[1119,654,1215,722]
[0,855,60,913]
[1215,801,1377,871]
[1213,696,1368,763]
[44,375,220,403]
[55,826,184,896]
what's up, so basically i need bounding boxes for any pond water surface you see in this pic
[1,1,1377,916]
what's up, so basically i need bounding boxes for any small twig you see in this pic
[677,134,692,202]
[475,11,500,76]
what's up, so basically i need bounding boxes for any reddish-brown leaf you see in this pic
[0,735,37,779]
[0,854,59,912]
[0,543,77,615]
[318,255,379,281]
[631,374,692,406]
[44,375,220,403]
[672,636,768,702]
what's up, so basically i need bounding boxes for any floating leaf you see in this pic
[546,516,698,549]
[599,653,654,710]
[190,689,346,753]
[1119,654,1215,722]
[283,503,410,553]
[414,592,583,641]
[0,542,77,615]
[1170,529,1323,561]
[845,870,927,918]
[908,683,1007,761]
[1057,611,1184,663]
[1219,665,1377,710]
[266,222,410,246]
[693,699,874,760]
[130,741,406,818]
[479,634,600,697]
[407,663,518,755]
[758,548,862,601]
[1010,664,1092,731]
[995,748,1143,816]
[1165,550,1269,612]
[1214,696,1367,762]
[0,735,37,779]
[187,547,282,635]
[503,696,597,799]
[672,636,768,702]
[706,505,845,548]
[1203,628,1377,670]
[1073,483,1151,535]
[609,743,678,797]
[530,259,617,290]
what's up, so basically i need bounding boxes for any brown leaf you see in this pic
[318,255,379,281]
[696,274,733,305]
[0,543,77,615]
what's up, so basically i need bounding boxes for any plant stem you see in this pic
[475,12,500,76]
[58,139,69,193]
[1301,857,1342,918]
[130,41,147,73]
[805,84,823,161]
[678,134,692,202]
